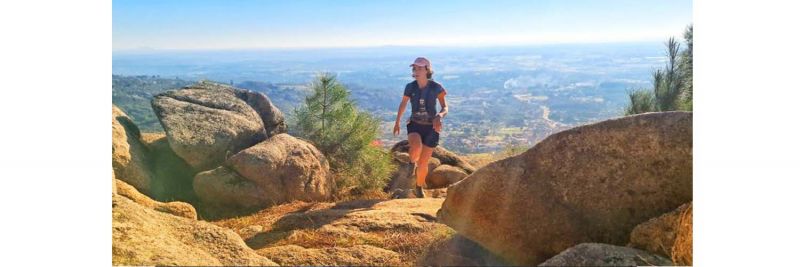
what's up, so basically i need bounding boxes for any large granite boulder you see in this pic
[112,195,277,266]
[151,81,286,171]
[426,164,469,189]
[112,105,153,193]
[194,166,273,210]
[438,112,693,265]
[233,88,287,137]
[194,133,334,209]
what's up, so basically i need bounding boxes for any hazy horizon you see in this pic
[112,41,666,82]
[113,0,692,51]
[113,40,664,54]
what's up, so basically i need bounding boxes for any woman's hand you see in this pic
[433,116,442,133]
[393,122,401,136]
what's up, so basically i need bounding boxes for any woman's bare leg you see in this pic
[408,133,422,163]
[416,145,434,187]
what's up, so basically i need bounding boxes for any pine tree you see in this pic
[624,25,693,115]
[654,37,683,111]
[293,73,394,191]
[679,25,693,110]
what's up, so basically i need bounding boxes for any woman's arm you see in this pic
[433,92,447,133]
[436,92,448,119]
[396,96,410,124]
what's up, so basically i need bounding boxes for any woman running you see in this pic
[393,57,448,198]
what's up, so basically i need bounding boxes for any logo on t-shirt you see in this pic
[409,82,437,124]
[412,98,430,124]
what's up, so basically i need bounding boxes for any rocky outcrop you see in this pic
[391,140,476,173]
[112,105,153,193]
[258,244,401,266]
[387,141,475,193]
[227,134,333,202]
[438,112,693,265]
[194,133,334,209]
[538,243,673,266]
[112,195,277,266]
[233,89,287,137]
[271,198,444,233]
[387,154,440,194]
[628,202,692,262]
[194,166,274,210]
[426,164,469,189]
[217,198,453,265]
[115,179,197,219]
[151,81,286,171]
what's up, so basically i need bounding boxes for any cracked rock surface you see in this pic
[151,81,285,171]
[195,133,334,210]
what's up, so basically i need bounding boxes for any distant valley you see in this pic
[113,43,666,153]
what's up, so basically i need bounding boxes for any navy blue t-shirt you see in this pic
[404,80,446,124]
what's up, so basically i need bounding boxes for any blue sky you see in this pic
[113,0,692,51]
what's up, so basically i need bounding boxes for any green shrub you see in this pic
[625,89,657,115]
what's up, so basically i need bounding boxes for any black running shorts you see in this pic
[407,121,440,148]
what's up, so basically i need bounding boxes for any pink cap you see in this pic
[409,57,432,68]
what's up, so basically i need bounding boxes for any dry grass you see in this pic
[373,224,456,264]
[333,187,390,203]
[251,228,384,250]
[671,203,693,265]
[211,200,322,230]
